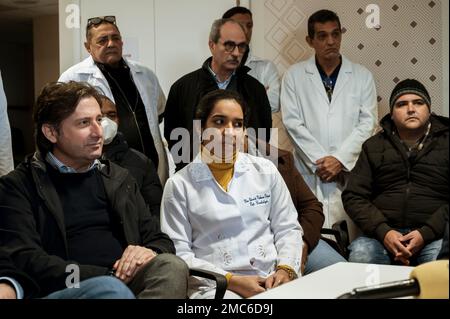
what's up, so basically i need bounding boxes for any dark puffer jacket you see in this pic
[102,132,163,218]
[342,114,449,244]
[0,248,39,298]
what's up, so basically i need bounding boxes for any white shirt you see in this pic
[0,70,14,176]
[281,55,377,230]
[58,56,169,184]
[161,153,303,288]
[246,53,280,113]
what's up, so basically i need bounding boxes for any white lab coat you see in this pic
[0,70,14,176]
[281,55,377,238]
[161,152,303,293]
[246,53,280,113]
[59,56,169,184]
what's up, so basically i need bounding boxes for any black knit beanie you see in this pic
[389,79,431,113]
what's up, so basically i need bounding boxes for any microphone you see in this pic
[338,260,449,299]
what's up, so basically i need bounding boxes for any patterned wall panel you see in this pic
[255,0,443,151]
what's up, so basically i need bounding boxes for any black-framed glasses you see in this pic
[220,40,248,53]
[87,16,116,28]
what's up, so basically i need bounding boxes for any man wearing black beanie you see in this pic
[342,78,449,266]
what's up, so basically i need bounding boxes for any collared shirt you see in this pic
[316,56,342,102]
[0,277,24,299]
[46,152,101,173]
[207,64,235,90]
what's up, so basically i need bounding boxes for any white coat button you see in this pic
[223,252,232,265]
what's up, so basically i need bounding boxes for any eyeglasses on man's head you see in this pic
[87,16,116,28]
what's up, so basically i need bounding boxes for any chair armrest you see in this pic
[320,220,350,258]
[189,268,227,299]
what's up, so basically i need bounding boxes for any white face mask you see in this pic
[101,117,118,145]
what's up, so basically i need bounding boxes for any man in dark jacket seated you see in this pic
[0,247,134,299]
[0,81,188,298]
[100,95,162,219]
[342,79,449,266]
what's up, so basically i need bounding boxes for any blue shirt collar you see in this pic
[45,152,100,173]
[207,64,235,90]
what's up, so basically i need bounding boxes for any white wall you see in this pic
[59,0,80,74]
[79,0,156,70]
[59,0,154,72]
[154,0,238,95]
[34,15,60,98]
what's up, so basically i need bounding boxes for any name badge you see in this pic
[243,193,271,207]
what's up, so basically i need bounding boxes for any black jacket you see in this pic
[164,57,272,171]
[0,153,175,297]
[102,132,163,218]
[342,114,449,244]
[0,248,39,298]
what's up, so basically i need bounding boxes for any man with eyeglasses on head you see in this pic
[164,18,272,172]
[59,15,169,185]
[342,79,449,266]
[281,10,378,240]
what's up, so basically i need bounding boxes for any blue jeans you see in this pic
[44,276,135,299]
[348,235,443,266]
[304,239,347,275]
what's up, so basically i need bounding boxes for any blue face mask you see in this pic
[101,117,118,145]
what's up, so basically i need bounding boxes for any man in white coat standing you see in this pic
[281,10,377,239]
[59,16,168,184]
[0,70,14,176]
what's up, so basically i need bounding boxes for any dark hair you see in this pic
[33,81,103,155]
[209,18,245,43]
[194,90,249,129]
[86,21,120,42]
[99,94,115,106]
[222,6,252,19]
[307,9,341,39]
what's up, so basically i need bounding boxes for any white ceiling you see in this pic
[0,0,57,24]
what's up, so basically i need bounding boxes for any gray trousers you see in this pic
[127,253,189,299]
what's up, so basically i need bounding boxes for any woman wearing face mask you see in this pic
[160,90,303,299]
[100,96,163,218]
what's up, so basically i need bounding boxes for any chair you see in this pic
[189,268,227,299]
[320,220,350,259]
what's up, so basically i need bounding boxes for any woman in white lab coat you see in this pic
[161,90,303,299]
